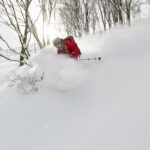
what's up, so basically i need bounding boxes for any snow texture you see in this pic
[0,19,150,150]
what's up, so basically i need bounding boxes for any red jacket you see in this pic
[57,36,81,58]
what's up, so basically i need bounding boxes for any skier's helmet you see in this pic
[53,37,62,48]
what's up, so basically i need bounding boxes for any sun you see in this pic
[30,1,59,45]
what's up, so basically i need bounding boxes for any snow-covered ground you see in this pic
[0,18,150,150]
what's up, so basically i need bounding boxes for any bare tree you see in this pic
[59,0,99,36]
[59,0,83,37]
[54,0,143,36]
[129,0,142,21]
[110,0,141,26]
[82,0,90,34]
[0,0,32,66]
[97,0,107,31]
[124,0,132,25]
[38,0,58,46]
[0,34,32,66]
[110,0,124,24]
[28,13,44,49]
[90,3,99,34]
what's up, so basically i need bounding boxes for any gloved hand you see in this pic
[63,50,70,54]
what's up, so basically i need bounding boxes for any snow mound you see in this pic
[32,47,89,91]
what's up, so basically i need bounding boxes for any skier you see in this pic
[53,36,81,59]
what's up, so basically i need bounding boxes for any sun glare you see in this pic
[30,1,61,45]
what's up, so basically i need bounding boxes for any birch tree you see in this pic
[0,0,32,66]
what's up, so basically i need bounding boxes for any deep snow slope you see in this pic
[0,19,150,150]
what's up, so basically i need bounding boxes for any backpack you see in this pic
[64,36,81,55]
[64,36,75,43]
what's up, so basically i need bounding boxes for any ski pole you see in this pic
[78,57,101,61]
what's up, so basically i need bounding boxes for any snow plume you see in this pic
[32,47,89,91]
[4,18,150,94]
[98,22,150,59]
[77,18,150,60]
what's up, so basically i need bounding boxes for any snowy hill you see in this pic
[0,19,150,150]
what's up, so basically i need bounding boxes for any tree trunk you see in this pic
[20,0,30,66]
[84,1,89,34]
